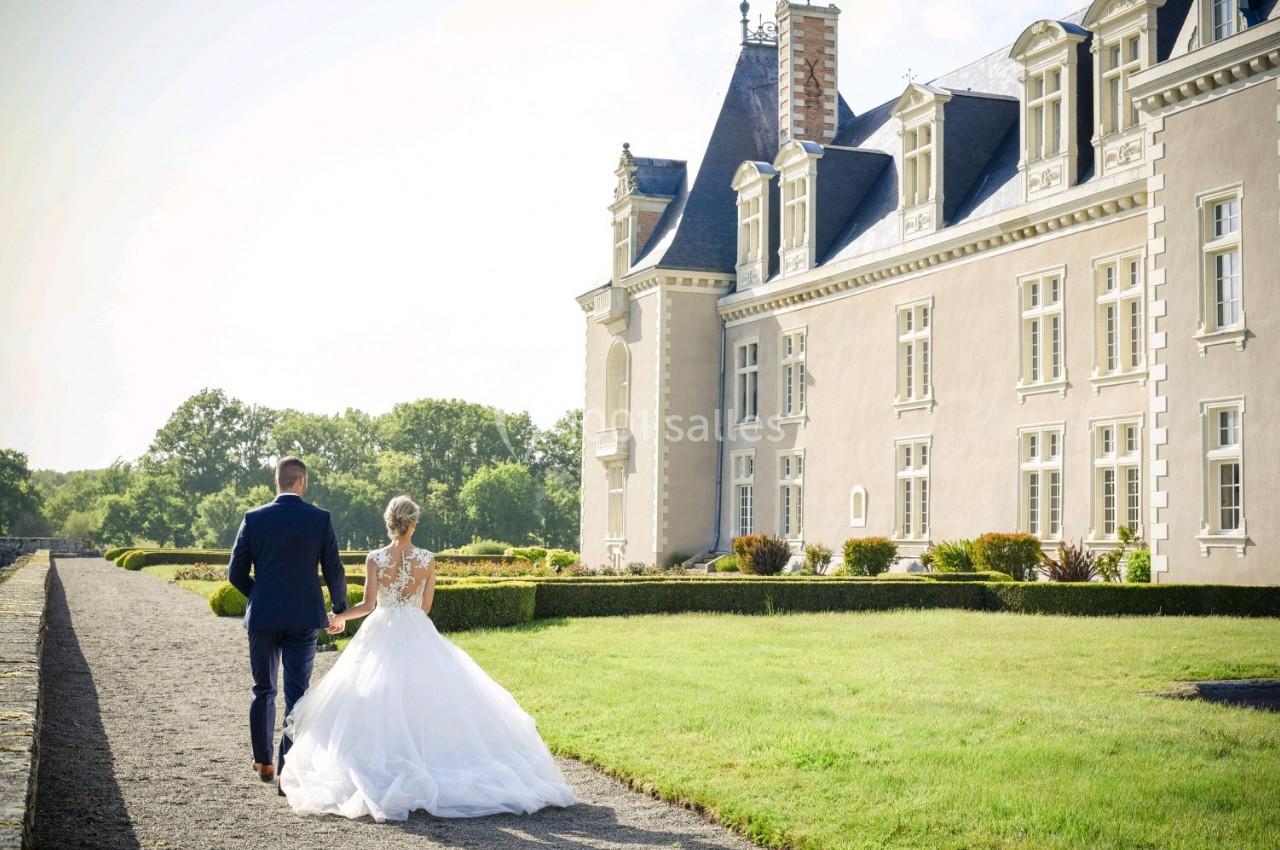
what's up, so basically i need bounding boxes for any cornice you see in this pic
[719,176,1147,323]
[620,269,735,297]
[1130,18,1280,117]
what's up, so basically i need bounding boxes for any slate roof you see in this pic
[604,1,1276,287]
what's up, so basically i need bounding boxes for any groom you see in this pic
[227,456,348,789]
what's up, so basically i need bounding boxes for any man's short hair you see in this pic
[275,456,308,490]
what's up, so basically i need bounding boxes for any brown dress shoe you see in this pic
[254,762,276,783]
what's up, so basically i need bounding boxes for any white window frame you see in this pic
[893,436,931,543]
[1194,184,1246,353]
[781,174,808,253]
[1017,267,1068,400]
[1091,250,1146,392]
[849,485,868,528]
[1018,423,1064,541]
[1099,32,1142,138]
[1197,396,1247,556]
[779,327,807,422]
[1202,0,1240,45]
[1088,415,1143,546]
[611,215,632,283]
[731,450,756,539]
[895,297,934,415]
[903,121,934,209]
[605,340,630,430]
[605,462,626,543]
[778,450,805,543]
[1027,67,1065,163]
[733,339,760,428]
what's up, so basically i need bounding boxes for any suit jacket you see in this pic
[227,493,348,632]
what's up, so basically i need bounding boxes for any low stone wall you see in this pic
[0,539,95,569]
[0,551,52,850]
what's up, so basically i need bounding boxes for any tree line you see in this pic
[0,389,582,552]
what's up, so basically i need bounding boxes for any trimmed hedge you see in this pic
[925,571,1014,583]
[103,546,132,562]
[206,579,535,632]
[121,548,367,571]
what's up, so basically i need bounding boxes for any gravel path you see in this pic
[35,559,755,850]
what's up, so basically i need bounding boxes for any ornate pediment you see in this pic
[1083,0,1162,30]
[890,82,951,120]
[732,160,778,192]
[1011,19,1088,61]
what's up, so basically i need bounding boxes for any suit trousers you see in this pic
[247,628,317,771]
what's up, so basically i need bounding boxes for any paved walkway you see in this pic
[35,559,754,850]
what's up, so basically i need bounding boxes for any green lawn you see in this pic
[450,611,1280,850]
[141,565,222,601]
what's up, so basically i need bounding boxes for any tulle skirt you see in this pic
[279,604,577,821]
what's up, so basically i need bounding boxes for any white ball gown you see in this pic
[279,546,577,821]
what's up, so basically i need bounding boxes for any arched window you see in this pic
[605,342,630,429]
[850,485,868,528]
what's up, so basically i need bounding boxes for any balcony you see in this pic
[595,427,630,462]
[589,287,629,333]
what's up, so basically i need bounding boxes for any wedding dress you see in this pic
[279,545,577,821]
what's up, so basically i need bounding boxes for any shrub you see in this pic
[664,552,691,569]
[430,582,536,631]
[174,563,226,581]
[1096,526,1140,583]
[459,539,512,557]
[927,539,975,573]
[208,582,247,617]
[715,554,740,572]
[546,549,579,569]
[434,553,520,565]
[742,536,791,575]
[1039,541,1098,582]
[1125,546,1152,583]
[802,544,834,575]
[925,571,1014,583]
[626,561,656,575]
[842,537,896,576]
[972,533,1041,581]
[103,546,132,562]
[434,559,549,578]
[117,548,366,570]
[732,535,764,566]
[506,546,548,564]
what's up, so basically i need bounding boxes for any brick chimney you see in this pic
[776,2,840,144]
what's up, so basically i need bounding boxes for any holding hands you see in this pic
[326,611,346,636]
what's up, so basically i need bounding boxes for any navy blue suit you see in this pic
[227,493,348,772]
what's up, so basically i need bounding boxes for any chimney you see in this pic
[776,2,840,144]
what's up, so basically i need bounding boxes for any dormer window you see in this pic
[782,175,808,250]
[1084,0,1159,177]
[1208,0,1238,42]
[903,123,933,206]
[731,161,776,290]
[891,83,950,240]
[1101,34,1141,137]
[1028,70,1062,161]
[1012,20,1088,200]
[772,140,822,275]
[612,217,632,282]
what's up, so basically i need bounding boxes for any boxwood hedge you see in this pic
[207,579,535,632]
[120,548,367,571]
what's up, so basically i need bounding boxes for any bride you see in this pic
[279,496,577,821]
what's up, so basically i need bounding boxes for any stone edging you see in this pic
[0,551,52,850]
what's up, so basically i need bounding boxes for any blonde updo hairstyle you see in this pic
[384,496,421,538]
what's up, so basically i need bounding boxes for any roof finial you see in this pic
[740,1,751,45]
[740,2,778,46]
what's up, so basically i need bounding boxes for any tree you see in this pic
[97,473,194,547]
[270,409,379,480]
[458,462,539,546]
[0,449,46,536]
[532,409,583,490]
[149,389,276,497]
[379,399,538,493]
[540,474,580,550]
[192,484,274,548]
[308,472,384,550]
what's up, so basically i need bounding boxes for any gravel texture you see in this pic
[35,559,755,850]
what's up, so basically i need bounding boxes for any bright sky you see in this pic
[0,0,1075,471]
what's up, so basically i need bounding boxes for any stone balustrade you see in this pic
[0,551,52,850]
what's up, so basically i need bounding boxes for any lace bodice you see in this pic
[369,546,434,609]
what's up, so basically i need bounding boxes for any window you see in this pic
[1093,252,1145,387]
[1209,0,1237,42]
[606,464,625,540]
[612,217,631,281]
[896,299,933,412]
[1100,34,1141,136]
[1020,424,1064,539]
[1199,398,1246,552]
[605,341,630,429]
[738,195,761,266]
[1027,68,1064,161]
[895,437,930,541]
[1018,270,1066,396]
[849,485,867,528]
[903,122,934,207]
[1091,417,1141,541]
[782,175,808,251]
[732,451,755,538]
[780,329,807,419]
[735,341,759,424]
[1197,187,1245,349]
[779,452,804,541]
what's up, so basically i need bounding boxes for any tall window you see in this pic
[1100,34,1141,136]
[606,464,625,540]
[779,452,804,541]
[1201,399,1245,542]
[1092,417,1141,540]
[849,485,867,528]
[782,176,808,251]
[732,451,755,538]
[1094,253,1144,384]
[1210,0,1237,41]
[1027,68,1063,161]
[738,195,763,266]
[735,341,759,424]
[896,299,932,410]
[903,122,934,207]
[605,342,630,429]
[780,329,807,418]
[1198,188,1244,343]
[895,437,930,540]
[1019,425,1063,539]
[1019,270,1065,393]
[612,217,631,280]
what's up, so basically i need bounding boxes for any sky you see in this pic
[0,0,1075,471]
